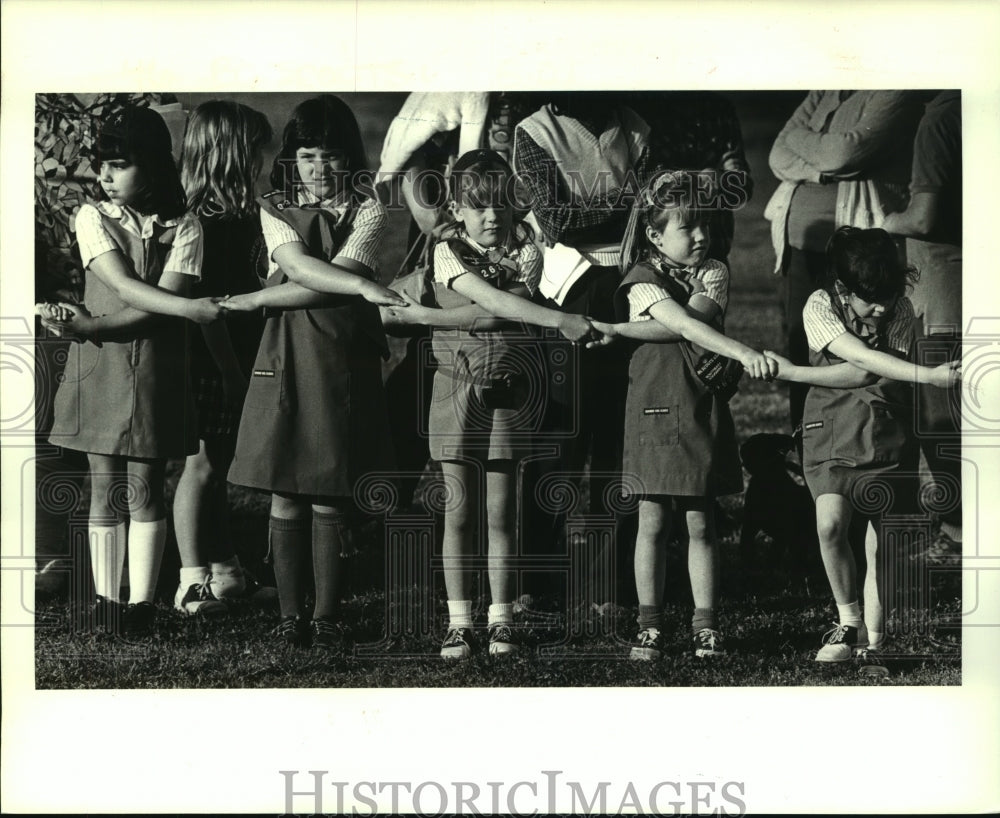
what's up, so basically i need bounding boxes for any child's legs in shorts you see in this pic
[173,436,236,568]
[815,493,861,604]
[440,460,481,602]
[485,460,516,605]
[679,497,718,610]
[634,497,672,607]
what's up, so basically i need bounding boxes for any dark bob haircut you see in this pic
[92,105,187,222]
[269,95,368,194]
[826,226,919,304]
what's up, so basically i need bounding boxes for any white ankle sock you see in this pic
[867,631,884,650]
[179,566,208,588]
[89,522,126,601]
[487,602,514,626]
[836,601,863,627]
[447,600,473,629]
[127,519,167,604]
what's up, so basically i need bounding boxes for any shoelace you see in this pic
[313,618,339,637]
[275,618,301,637]
[490,624,513,642]
[638,628,661,646]
[196,576,216,601]
[444,628,470,646]
[821,623,850,645]
[697,629,720,650]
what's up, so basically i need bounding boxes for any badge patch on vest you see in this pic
[643,407,672,415]
[804,420,823,430]
[253,370,276,378]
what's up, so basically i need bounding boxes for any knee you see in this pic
[816,514,847,548]
[271,493,308,520]
[181,453,218,489]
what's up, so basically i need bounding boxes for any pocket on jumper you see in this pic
[637,404,680,446]
[869,404,907,464]
[245,367,283,410]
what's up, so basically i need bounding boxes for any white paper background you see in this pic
[2,1,999,814]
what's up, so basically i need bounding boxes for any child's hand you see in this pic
[928,359,962,388]
[359,280,408,307]
[763,349,792,379]
[219,292,260,312]
[558,313,593,344]
[585,319,618,348]
[186,296,227,324]
[741,349,774,381]
[35,302,75,323]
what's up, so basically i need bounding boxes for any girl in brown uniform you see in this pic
[764,227,960,661]
[386,149,594,659]
[222,96,405,649]
[590,171,776,660]
[42,106,223,636]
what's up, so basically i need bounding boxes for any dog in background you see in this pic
[740,432,823,584]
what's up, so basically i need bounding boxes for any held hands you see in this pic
[741,349,778,381]
[218,292,261,312]
[928,359,962,389]
[585,319,618,348]
[558,313,598,344]
[763,349,793,378]
[186,296,228,324]
[358,280,407,308]
[36,302,93,342]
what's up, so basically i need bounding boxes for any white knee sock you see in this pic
[89,522,126,601]
[127,519,167,604]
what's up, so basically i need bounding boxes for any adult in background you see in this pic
[513,91,653,608]
[882,91,962,550]
[765,90,924,435]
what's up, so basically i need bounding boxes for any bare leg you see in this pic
[634,498,670,607]
[485,462,516,605]
[815,493,858,604]
[440,461,480,603]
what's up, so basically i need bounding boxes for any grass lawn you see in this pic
[32,93,962,688]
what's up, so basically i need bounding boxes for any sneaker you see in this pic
[487,623,519,656]
[123,601,156,637]
[311,616,346,651]
[273,615,311,648]
[693,628,727,659]
[440,627,477,661]
[174,579,227,618]
[630,627,665,661]
[211,567,279,606]
[815,622,869,663]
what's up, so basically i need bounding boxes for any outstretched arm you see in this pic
[826,331,959,387]
[44,270,207,342]
[450,272,592,342]
[87,250,223,324]
[272,242,405,306]
[764,349,879,388]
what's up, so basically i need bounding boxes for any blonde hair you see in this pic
[180,100,273,219]
[619,170,711,274]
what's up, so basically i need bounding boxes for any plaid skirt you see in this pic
[194,374,244,441]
